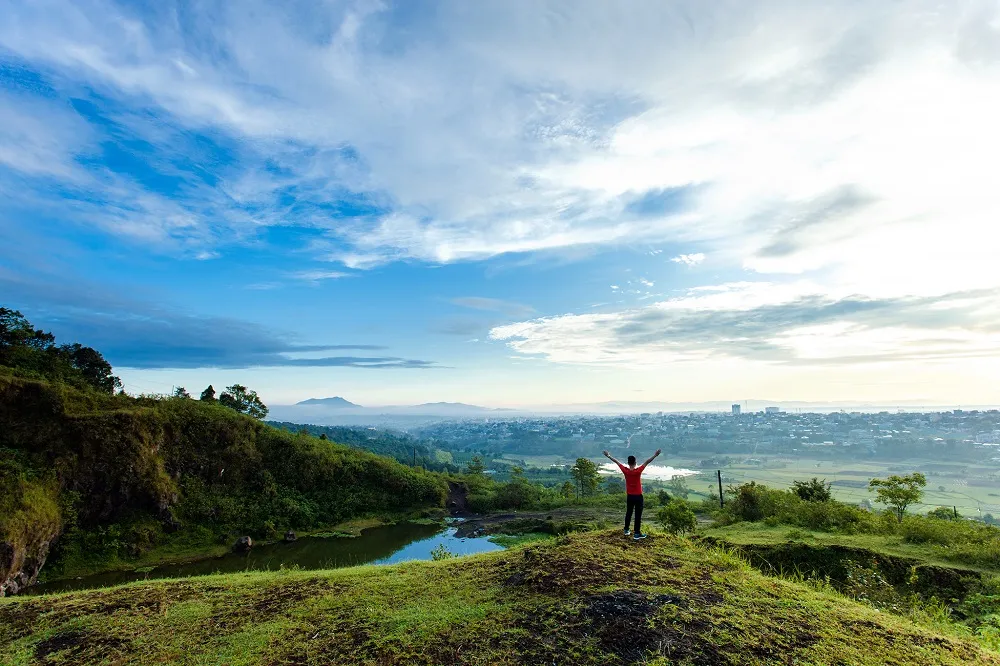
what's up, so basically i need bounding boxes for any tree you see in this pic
[792,477,832,503]
[219,384,268,419]
[559,481,575,499]
[603,478,625,494]
[657,500,697,535]
[200,385,217,402]
[0,309,121,393]
[570,458,601,498]
[667,476,691,499]
[869,472,926,522]
[173,386,191,399]
[657,489,673,505]
[59,343,122,394]
[465,456,485,476]
[928,506,959,520]
[0,308,54,351]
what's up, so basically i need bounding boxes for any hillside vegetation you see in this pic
[1,530,997,665]
[0,371,446,592]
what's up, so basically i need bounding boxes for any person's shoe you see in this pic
[624,528,631,536]
[633,533,648,541]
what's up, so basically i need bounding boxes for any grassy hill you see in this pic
[0,371,447,592]
[1,530,997,665]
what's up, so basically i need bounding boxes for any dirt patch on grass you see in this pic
[34,628,130,665]
[209,578,339,630]
[0,601,42,642]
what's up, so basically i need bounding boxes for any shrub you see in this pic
[657,500,697,535]
[791,478,832,502]
[927,506,959,520]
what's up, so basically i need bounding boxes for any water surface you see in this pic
[32,523,503,595]
[599,463,699,480]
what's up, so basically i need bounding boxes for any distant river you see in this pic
[599,463,699,481]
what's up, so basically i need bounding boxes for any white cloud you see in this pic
[671,253,705,267]
[1,0,998,303]
[292,270,353,283]
[489,282,1000,367]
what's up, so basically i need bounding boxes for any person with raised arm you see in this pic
[603,448,661,540]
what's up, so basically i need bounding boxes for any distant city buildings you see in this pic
[765,406,782,414]
[731,404,741,415]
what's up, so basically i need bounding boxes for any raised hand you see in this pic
[602,450,610,457]
[655,449,662,457]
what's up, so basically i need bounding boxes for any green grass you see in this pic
[2,530,997,665]
[487,532,556,548]
[702,521,1000,573]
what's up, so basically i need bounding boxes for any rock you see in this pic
[284,531,297,542]
[232,536,253,553]
[1,541,54,597]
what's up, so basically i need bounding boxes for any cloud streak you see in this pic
[490,282,1000,367]
[0,272,435,370]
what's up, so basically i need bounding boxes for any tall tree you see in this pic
[60,343,122,394]
[200,385,217,402]
[570,458,600,498]
[869,472,926,522]
[173,386,191,399]
[465,456,486,476]
[219,384,268,419]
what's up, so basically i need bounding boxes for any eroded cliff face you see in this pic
[1,532,58,596]
[0,376,177,594]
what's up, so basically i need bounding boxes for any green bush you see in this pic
[657,500,697,535]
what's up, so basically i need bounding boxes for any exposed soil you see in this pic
[34,628,130,665]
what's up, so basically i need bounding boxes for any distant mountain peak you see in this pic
[296,396,361,408]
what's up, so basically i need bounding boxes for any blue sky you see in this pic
[2,1,999,407]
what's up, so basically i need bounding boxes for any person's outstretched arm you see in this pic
[602,450,624,467]
[641,449,662,468]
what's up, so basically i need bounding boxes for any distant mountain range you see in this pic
[296,396,361,408]
[269,397,515,426]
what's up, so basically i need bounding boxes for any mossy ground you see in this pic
[2,530,997,665]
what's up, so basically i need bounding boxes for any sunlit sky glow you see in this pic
[2,1,999,407]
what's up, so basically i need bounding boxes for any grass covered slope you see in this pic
[2,531,997,665]
[0,372,446,584]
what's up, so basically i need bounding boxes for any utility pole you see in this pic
[717,470,724,508]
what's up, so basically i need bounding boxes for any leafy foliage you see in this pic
[0,308,121,394]
[657,500,697,535]
[219,384,268,419]
[792,477,833,503]
[570,457,600,498]
[465,456,486,476]
[870,473,926,522]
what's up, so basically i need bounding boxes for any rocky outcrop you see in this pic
[1,530,58,597]
[284,531,297,542]
[232,536,253,553]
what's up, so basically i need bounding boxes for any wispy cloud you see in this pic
[451,296,535,317]
[0,0,996,295]
[490,282,1000,367]
[292,269,354,283]
[671,253,705,267]
[0,272,435,370]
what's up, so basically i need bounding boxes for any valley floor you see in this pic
[2,530,998,665]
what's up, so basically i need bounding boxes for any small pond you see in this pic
[31,522,504,595]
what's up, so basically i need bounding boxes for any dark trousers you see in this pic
[625,493,644,534]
